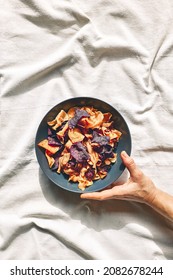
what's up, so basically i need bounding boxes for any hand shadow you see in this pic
[39,167,129,217]
[39,168,173,260]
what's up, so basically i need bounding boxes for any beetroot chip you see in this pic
[51,156,59,171]
[68,108,90,128]
[91,131,110,146]
[70,142,90,162]
[85,168,95,180]
[48,136,61,147]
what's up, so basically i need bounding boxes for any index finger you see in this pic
[80,188,116,200]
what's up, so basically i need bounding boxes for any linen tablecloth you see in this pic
[1,0,173,259]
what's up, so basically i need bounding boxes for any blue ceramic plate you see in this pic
[35,97,131,193]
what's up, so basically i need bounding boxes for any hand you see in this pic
[81,151,157,204]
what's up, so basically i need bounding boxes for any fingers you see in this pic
[80,188,117,200]
[80,184,127,200]
[121,151,142,179]
[80,152,143,201]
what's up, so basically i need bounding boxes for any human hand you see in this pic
[80,151,157,204]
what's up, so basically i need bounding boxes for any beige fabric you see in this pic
[1,0,173,259]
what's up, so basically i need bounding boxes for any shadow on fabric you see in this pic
[39,168,173,260]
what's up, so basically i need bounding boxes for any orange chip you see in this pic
[111,129,122,139]
[68,128,85,143]
[57,152,70,173]
[67,107,77,119]
[48,110,68,130]
[56,122,69,142]
[102,121,113,128]
[86,141,99,168]
[93,173,101,180]
[68,174,79,182]
[69,167,93,190]
[105,153,117,165]
[102,127,122,140]
[63,167,74,176]
[84,133,92,139]
[110,153,117,163]
[81,106,95,116]
[80,110,104,129]
[98,170,107,179]
[104,159,112,165]
[103,112,112,122]
[65,139,73,150]
[78,179,93,190]
[45,152,55,168]
[38,139,60,154]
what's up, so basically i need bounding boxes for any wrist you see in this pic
[143,180,158,205]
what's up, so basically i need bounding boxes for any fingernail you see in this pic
[121,151,128,158]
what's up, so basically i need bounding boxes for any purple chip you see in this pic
[70,142,90,163]
[68,108,90,128]
[51,156,59,171]
[85,168,95,181]
[91,131,110,146]
[48,136,61,147]
[98,164,111,173]
[48,128,53,136]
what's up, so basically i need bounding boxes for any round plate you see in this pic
[35,97,132,193]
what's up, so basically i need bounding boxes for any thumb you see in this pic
[121,151,142,179]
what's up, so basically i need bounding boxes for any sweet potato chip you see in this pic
[78,179,93,190]
[67,107,77,119]
[80,110,104,129]
[38,139,60,154]
[65,139,73,150]
[45,152,55,168]
[68,128,85,143]
[109,153,117,163]
[102,121,113,128]
[48,110,68,130]
[103,112,112,122]
[86,141,99,168]
[68,108,90,128]
[69,167,93,190]
[56,122,69,142]
[57,152,71,173]
[102,127,122,140]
